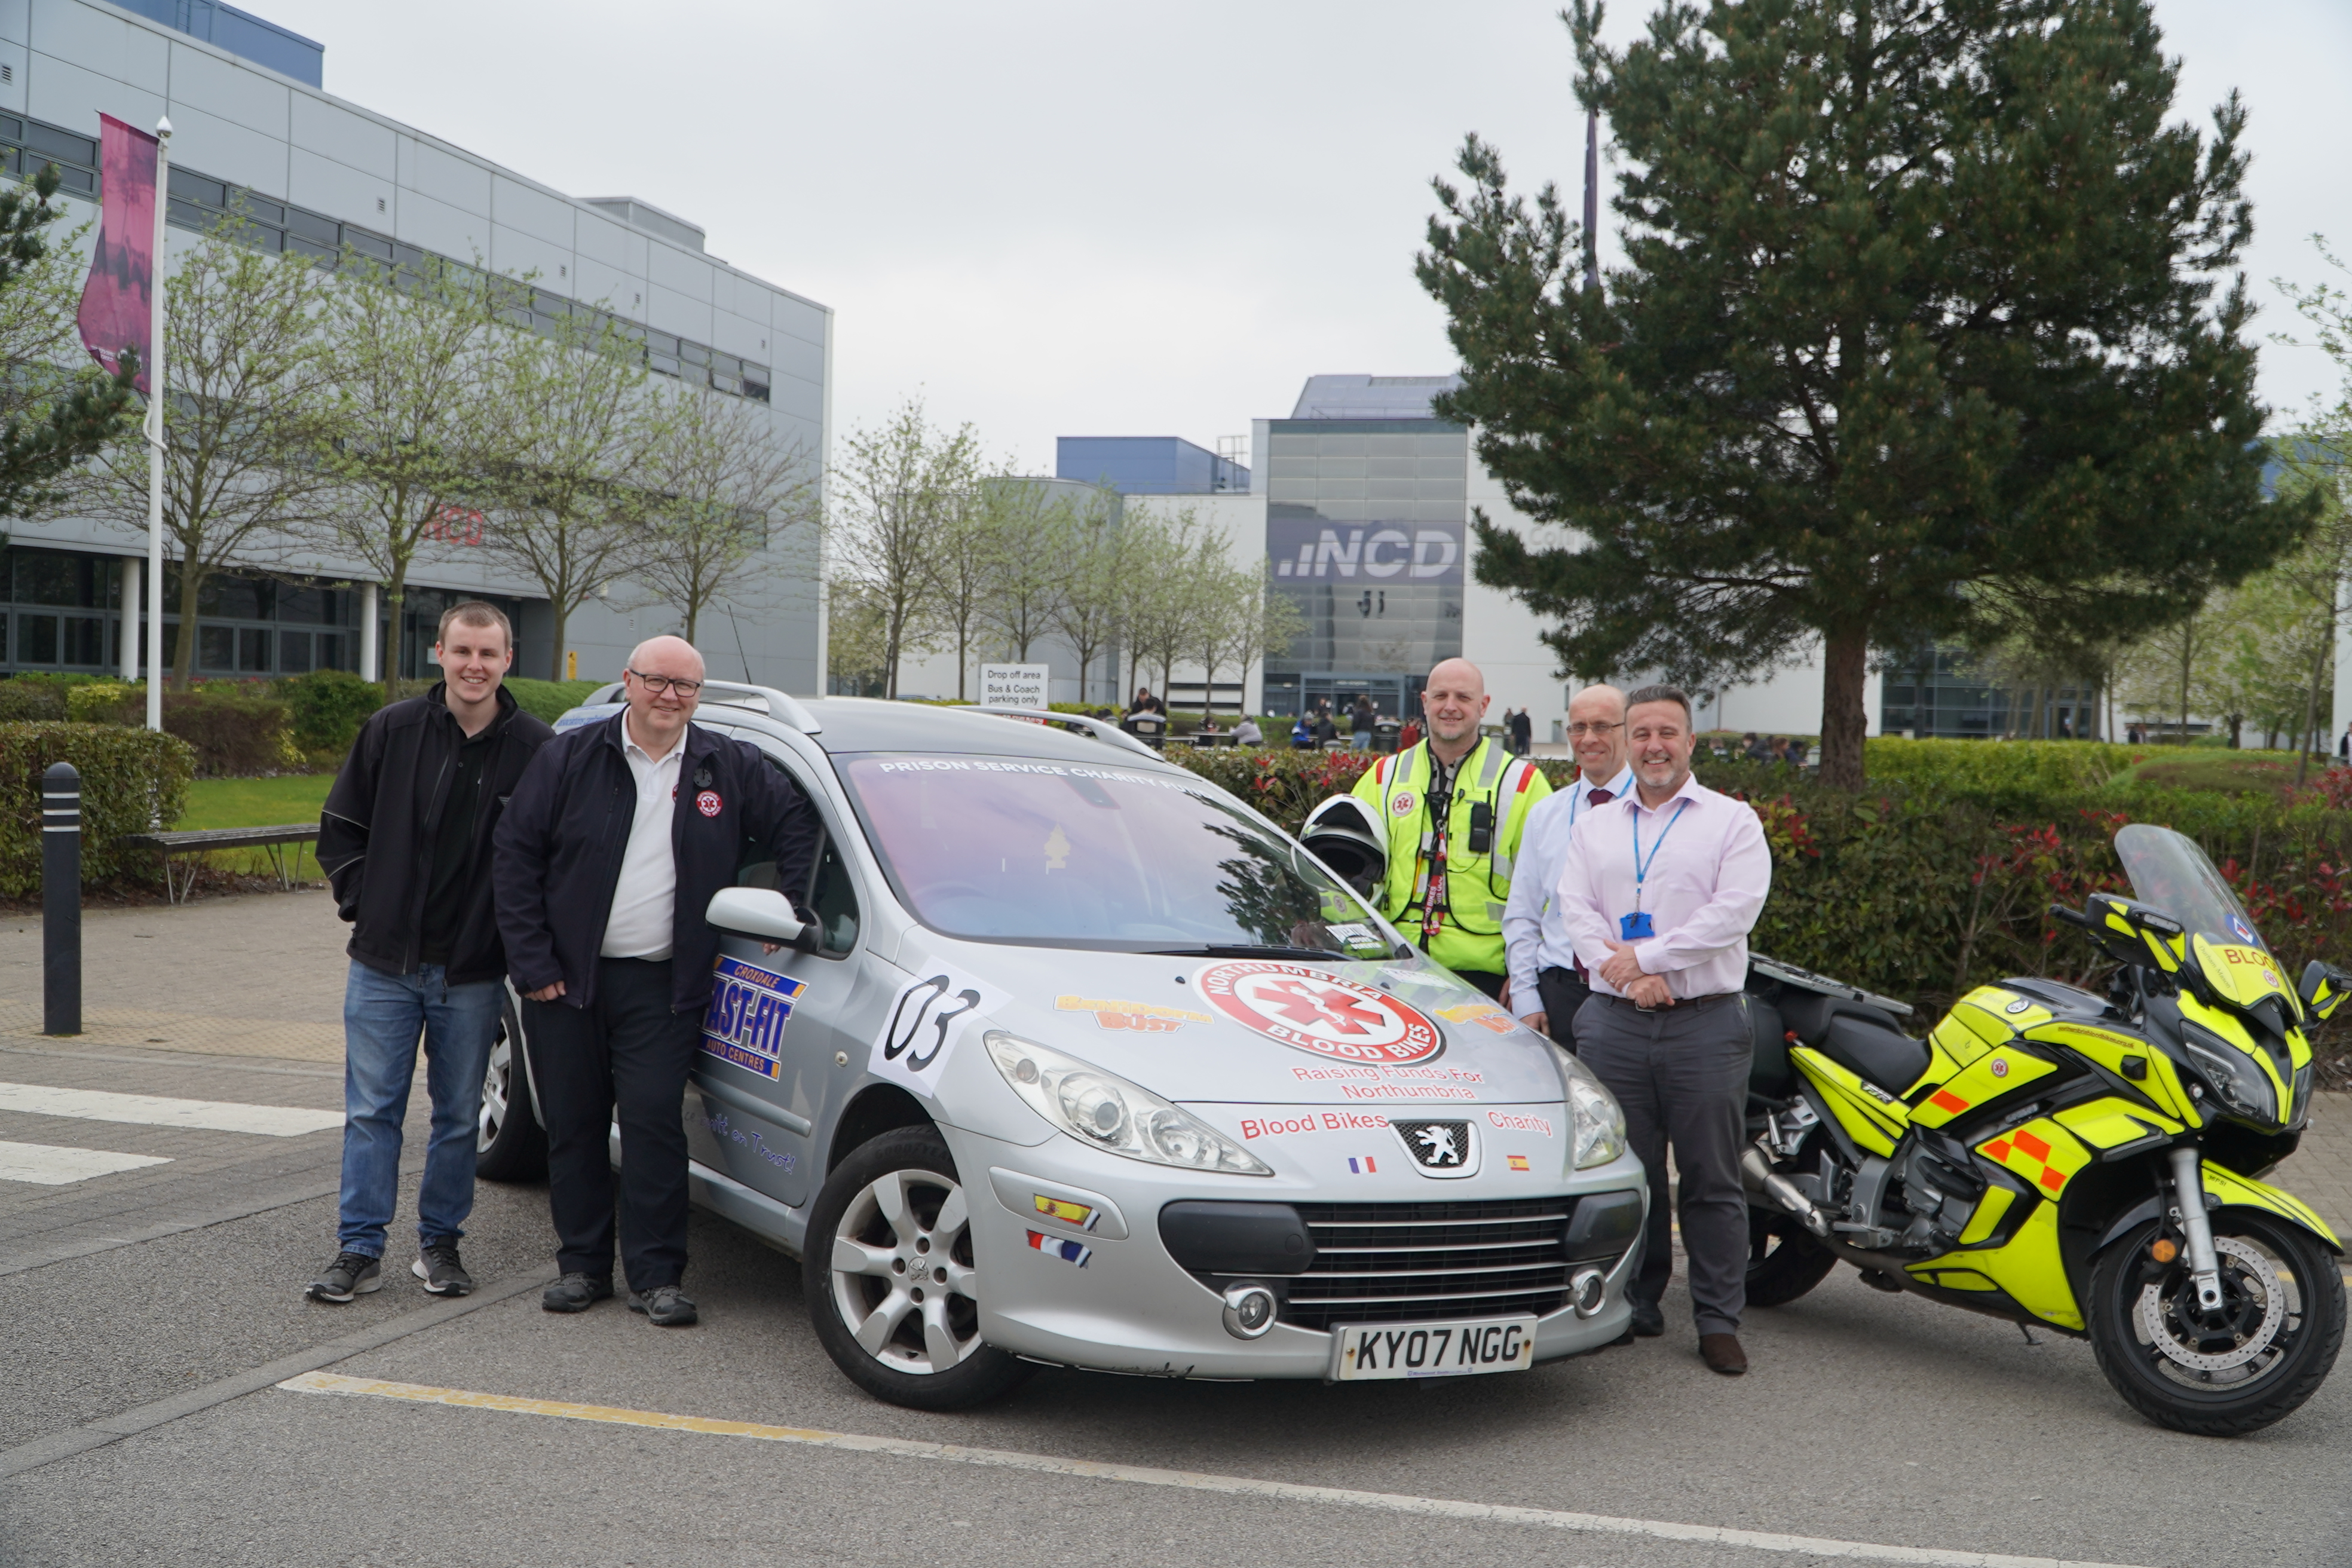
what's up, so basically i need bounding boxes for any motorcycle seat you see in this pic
[1780,992,1930,1096]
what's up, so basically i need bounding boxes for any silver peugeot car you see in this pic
[476,685,1644,1408]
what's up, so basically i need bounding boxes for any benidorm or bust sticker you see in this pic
[1196,960,1443,1065]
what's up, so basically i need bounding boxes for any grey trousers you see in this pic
[1573,993,1751,1336]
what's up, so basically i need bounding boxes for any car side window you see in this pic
[736,754,860,957]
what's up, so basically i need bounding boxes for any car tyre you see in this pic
[804,1125,1034,1411]
[474,991,547,1183]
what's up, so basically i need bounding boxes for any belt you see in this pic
[1600,990,1741,1015]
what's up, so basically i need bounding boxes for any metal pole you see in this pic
[42,762,81,1036]
[118,556,140,679]
[145,116,173,733]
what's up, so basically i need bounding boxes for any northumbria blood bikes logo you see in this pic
[1196,961,1443,1065]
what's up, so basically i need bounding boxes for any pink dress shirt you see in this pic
[1556,773,1772,1001]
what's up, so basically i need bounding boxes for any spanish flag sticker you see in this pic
[1033,1194,1098,1231]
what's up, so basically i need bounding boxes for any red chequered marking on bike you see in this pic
[2013,1130,2052,1162]
[1928,1090,1969,1114]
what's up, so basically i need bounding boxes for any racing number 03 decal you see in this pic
[1196,960,1443,1065]
[868,964,1007,1099]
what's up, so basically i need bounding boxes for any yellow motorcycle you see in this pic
[1739,823,2345,1435]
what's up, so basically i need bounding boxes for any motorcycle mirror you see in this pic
[2298,959,2351,1021]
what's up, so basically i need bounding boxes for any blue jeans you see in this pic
[336,961,504,1258]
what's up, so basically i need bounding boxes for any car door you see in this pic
[682,733,867,1210]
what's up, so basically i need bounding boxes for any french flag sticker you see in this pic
[1025,1229,1092,1268]
[1348,1156,1377,1174]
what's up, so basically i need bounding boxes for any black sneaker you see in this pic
[542,1272,614,1313]
[628,1285,699,1327]
[412,1240,474,1297]
[306,1251,382,1304]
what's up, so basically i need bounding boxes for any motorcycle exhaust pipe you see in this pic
[1741,1145,1830,1238]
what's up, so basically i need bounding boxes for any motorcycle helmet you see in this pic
[1300,794,1388,896]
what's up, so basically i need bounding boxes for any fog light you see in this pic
[1221,1282,1277,1339]
[1570,1267,1607,1318]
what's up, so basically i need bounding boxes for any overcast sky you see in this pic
[262,0,2352,473]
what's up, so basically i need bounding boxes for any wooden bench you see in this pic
[122,824,321,904]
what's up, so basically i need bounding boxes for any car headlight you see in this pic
[984,1031,1272,1176]
[2179,1021,2279,1126]
[1548,1043,1627,1169]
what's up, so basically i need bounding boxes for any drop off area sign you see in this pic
[979,664,1049,709]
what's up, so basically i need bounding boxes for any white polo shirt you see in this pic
[599,722,688,960]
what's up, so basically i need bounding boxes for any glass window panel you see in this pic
[1368,436,1419,458]
[23,123,96,165]
[279,630,313,673]
[169,168,226,206]
[681,342,710,367]
[645,330,680,356]
[1364,480,1416,501]
[199,625,235,670]
[22,614,57,664]
[287,234,338,264]
[286,207,338,244]
[200,576,266,620]
[64,618,103,666]
[0,115,22,140]
[14,550,102,607]
[318,632,346,670]
[649,355,681,378]
[1314,437,1367,457]
[231,191,285,223]
[51,166,94,194]
[1315,458,1366,479]
[344,229,393,261]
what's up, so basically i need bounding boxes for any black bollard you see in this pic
[42,761,80,1036]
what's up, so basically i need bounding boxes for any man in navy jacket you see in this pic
[494,635,819,1325]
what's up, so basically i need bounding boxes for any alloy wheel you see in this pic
[826,1167,984,1375]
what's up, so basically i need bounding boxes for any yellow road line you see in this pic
[277,1371,2146,1568]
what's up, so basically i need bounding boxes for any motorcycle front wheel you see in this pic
[1745,1206,1838,1307]
[2089,1209,2345,1437]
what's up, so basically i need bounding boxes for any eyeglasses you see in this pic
[1566,721,1624,737]
[627,669,704,697]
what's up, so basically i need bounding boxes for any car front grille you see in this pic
[1281,1198,1575,1330]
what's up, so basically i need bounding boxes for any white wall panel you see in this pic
[160,99,284,195]
[290,92,394,179]
[30,0,120,79]
[773,295,826,347]
[121,13,163,92]
[402,136,489,216]
[0,0,30,45]
[394,186,486,261]
[27,49,161,134]
[645,281,710,342]
[646,241,711,303]
[709,308,765,359]
[488,221,570,287]
[770,333,822,388]
[0,39,26,111]
[167,41,283,137]
[490,173,572,249]
[572,209,635,270]
[570,256,639,319]
[289,148,393,228]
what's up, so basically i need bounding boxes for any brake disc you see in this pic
[2136,1236,2287,1373]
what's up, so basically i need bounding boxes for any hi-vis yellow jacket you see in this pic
[1350,736,1550,978]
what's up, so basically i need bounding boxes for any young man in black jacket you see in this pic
[307,602,554,1304]
[494,635,819,1327]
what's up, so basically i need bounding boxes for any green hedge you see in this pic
[279,669,385,754]
[1173,746,2352,1071]
[0,723,195,896]
[504,678,605,725]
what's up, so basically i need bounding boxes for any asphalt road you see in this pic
[4,1032,2348,1568]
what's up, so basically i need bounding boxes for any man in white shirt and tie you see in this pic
[1502,683,1632,1046]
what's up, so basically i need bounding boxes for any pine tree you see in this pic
[1419,0,2313,786]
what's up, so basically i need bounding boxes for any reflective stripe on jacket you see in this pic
[1349,736,1551,976]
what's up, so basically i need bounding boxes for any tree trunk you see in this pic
[1817,631,1869,789]
[684,599,700,647]
[955,623,969,703]
[2295,626,2330,788]
[549,602,569,681]
[172,561,204,688]
[383,568,408,698]
[2177,632,2192,745]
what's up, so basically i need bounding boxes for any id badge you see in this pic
[1619,911,1655,941]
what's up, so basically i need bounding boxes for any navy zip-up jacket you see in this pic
[318,683,554,986]
[491,710,821,1013]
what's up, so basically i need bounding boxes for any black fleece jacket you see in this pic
[491,712,820,1013]
[318,684,555,985]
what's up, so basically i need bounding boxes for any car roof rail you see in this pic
[580,679,823,735]
[966,706,1164,762]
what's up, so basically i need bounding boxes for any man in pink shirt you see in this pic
[1557,684,1771,1374]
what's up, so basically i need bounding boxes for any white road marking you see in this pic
[0,1140,171,1186]
[0,1082,342,1137]
[279,1371,2148,1568]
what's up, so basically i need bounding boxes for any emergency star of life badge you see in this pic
[1196,960,1443,1065]
[696,789,722,817]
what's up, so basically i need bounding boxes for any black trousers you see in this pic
[1573,992,1752,1336]
[1535,965,1592,1049]
[1453,967,1505,1000]
[526,957,702,1291]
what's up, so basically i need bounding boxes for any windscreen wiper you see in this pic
[1147,944,1349,961]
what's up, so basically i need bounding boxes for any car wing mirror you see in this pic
[706,887,818,953]
[2298,960,2351,1021]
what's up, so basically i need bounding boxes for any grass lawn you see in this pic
[2106,749,2322,800]
[173,774,333,881]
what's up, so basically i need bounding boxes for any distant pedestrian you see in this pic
[1234,715,1263,746]
[307,602,553,1306]
[1350,693,1377,751]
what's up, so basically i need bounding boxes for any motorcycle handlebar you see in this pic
[2049,904,2094,930]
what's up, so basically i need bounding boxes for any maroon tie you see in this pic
[1573,788,1612,981]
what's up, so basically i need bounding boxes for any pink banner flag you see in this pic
[75,114,160,396]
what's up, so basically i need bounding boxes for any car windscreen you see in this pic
[2115,822,2267,951]
[837,753,1389,954]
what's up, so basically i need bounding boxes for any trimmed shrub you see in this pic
[158,687,299,777]
[504,677,605,725]
[278,669,385,755]
[0,722,195,895]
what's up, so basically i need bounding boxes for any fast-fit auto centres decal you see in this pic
[700,956,807,1081]
[1195,960,1443,1065]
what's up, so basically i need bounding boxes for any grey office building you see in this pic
[0,0,829,689]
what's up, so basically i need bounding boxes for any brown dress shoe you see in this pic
[1699,1333,1748,1375]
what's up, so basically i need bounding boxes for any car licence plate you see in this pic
[1332,1315,1536,1380]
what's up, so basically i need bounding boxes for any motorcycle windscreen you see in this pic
[2115,823,2267,952]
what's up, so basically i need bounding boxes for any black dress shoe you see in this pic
[1700,1332,1748,1375]
[542,1272,614,1313]
[1628,1298,1665,1337]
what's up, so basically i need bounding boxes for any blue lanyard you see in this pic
[1630,798,1689,909]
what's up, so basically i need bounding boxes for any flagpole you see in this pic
[145,117,171,733]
